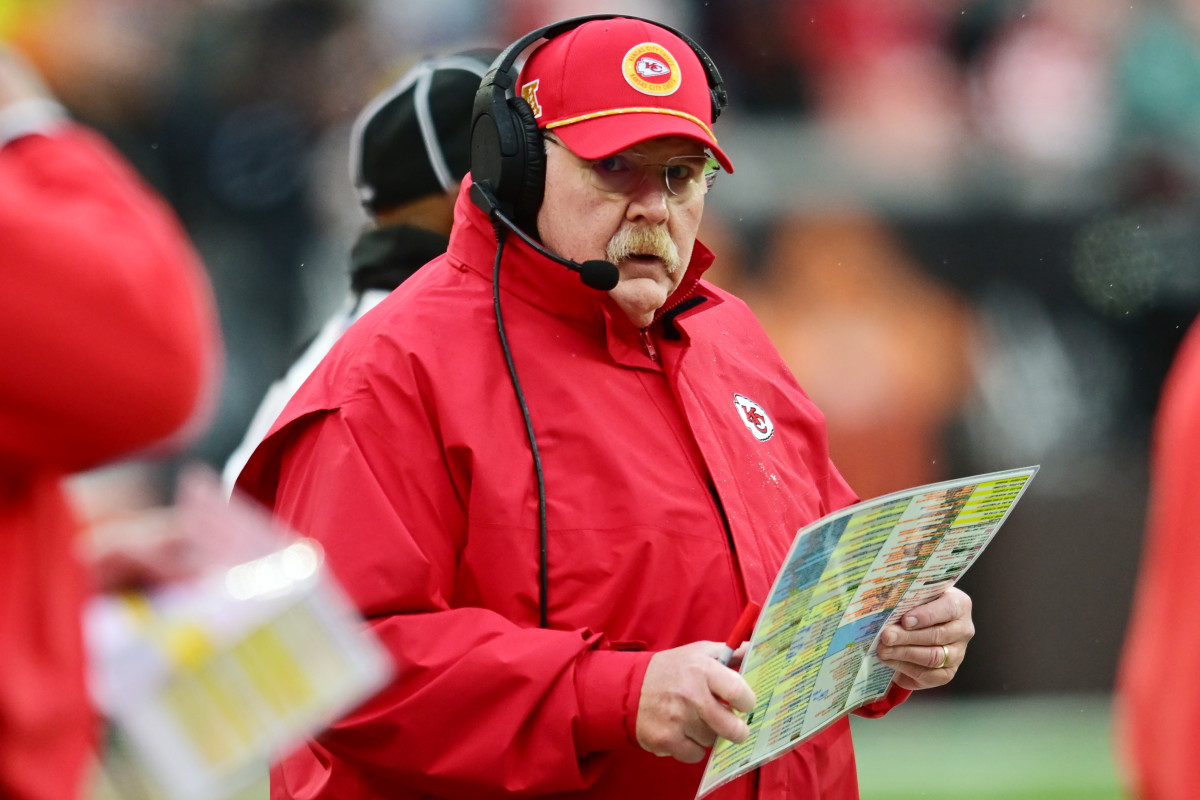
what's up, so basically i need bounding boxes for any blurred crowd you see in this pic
[6,0,1200,697]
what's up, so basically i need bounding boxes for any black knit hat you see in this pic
[349,49,497,212]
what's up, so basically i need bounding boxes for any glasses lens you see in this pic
[591,154,641,194]
[663,155,715,197]
[703,156,720,190]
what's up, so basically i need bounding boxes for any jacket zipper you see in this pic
[641,282,704,362]
[707,482,745,601]
[640,329,659,362]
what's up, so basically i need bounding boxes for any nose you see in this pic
[625,169,669,224]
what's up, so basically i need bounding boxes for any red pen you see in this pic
[717,601,761,666]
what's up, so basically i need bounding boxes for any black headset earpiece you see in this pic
[469,14,727,235]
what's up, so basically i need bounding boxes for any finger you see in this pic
[642,723,709,762]
[899,587,972,630]
[879,640,964,690]
[876,642,959,670]
[684,723,718,749]
[878,617,975,650]
[708,665,757,714]
[645,712,722,761]
[696,697,751,744]
[881,654,957,691]
[724,642,750,669]
[883,663,947,691]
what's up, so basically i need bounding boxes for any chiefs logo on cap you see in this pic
[622,43,681,96]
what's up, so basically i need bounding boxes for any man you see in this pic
[0,45,220,799]
[221,49,495,493]
[1117,312,1200,800]
[238,16,974,799]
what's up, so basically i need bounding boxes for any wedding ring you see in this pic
[937,644,951,670]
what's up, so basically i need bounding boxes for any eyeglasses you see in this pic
[546,136,719,202]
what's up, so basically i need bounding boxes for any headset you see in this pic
[468,16,727,628]
[469,13,728,234]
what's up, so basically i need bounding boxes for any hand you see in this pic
[82,506,204,592]
[875,586,974,691]
[636,641,757,764]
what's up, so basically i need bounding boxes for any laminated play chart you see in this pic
[86,469,393,800]
[698,466,1038,797]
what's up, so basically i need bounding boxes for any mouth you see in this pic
[618,254,668,277]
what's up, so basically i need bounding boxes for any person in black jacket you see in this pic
[222,49,497,492]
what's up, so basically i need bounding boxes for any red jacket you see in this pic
[239,180,907,800]
[1117,315,1200,799]
[0,126,219,800]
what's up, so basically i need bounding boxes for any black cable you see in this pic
[491,229,550,628]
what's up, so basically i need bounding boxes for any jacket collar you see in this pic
[446,178,719,338]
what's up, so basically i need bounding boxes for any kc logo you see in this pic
[635,55,670,79]
[622,43,681,96]
[734,393,774,442]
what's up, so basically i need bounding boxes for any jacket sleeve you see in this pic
[0,126,220,471]
[243,395,654,798]
[852,682,911,717]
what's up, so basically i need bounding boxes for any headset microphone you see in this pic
[470,181,620,291]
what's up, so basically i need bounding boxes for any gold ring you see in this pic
[937,644,951,670]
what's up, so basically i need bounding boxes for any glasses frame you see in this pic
[545,134,719,202]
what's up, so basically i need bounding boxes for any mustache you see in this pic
[605,225,681,274]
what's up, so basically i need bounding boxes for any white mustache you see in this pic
[605,225,681,274]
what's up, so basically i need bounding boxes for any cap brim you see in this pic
[550,112,734,174]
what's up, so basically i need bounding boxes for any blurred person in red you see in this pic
[0,45,220,799]
[1116,314,1200,800]
[238,15,975,800]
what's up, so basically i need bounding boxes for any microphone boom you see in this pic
[471,181,620,291]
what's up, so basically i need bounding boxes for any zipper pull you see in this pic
[640,329,659,362]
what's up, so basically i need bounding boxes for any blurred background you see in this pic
[9,0,1200,796]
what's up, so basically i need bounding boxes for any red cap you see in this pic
[516,17,733,173]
